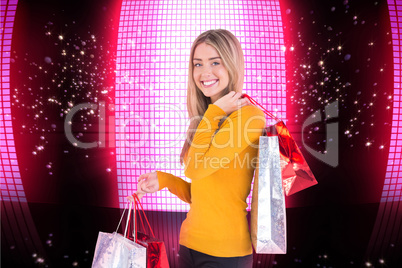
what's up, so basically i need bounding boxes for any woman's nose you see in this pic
[201,66,212,76]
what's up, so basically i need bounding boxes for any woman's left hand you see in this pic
[127,171,159,200]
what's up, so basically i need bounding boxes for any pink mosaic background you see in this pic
[0,0,25,202]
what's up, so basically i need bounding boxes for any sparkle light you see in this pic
[115,0,287,210]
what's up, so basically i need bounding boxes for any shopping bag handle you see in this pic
[132,194,156,239]
[242,93,280,122]
[125,201,134,238]
[242,93,292,159]
[117,196,156,243]
[114,201,134,238]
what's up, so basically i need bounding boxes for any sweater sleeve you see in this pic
[157,171,191,204]
[184,104,266,180]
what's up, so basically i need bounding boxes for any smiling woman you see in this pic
[133,29,266,268]
[181,29,249,164]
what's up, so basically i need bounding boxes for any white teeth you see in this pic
[203,80,217,86]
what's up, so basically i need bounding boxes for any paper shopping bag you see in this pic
[92,232,147,268]
[242,93,317,196]
[265,121,317,196]
[92,201,147,268]
[251,136,286,254]
[136,232,169,268]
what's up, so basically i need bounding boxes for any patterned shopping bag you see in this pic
[250,135,286,254]
[92,202,146,267]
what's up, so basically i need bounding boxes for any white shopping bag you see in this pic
[92,202,147,267]
[250,135,287,254]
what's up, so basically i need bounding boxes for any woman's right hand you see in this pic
[127,171,159,200]
[213,91,250,115]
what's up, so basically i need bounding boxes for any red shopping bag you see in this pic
[129,194,170,268]
[243,94,317,195]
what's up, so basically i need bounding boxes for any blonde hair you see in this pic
[180,29,245,164]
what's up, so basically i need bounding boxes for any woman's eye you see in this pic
[212,62,220,66]
[194,63,201,67]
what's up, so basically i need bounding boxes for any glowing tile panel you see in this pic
[0,0,25,202]
[383,0,402,202]
[115,0,286,211]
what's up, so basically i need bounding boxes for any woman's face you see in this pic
[192,43,230,103]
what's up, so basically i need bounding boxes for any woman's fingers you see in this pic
[138,173,148,182]
[229,91,238,98]
[231,92,250,105]
[239,97,250,107]
[137,178,156,193]
[127,172,155,200]
[126,195,135,201]
[228,92,250,111]
[126,191,144,201]
[135,191,145,200]
[141,183,156,193]
[228,92,248,105]
[138,180,150,192]
[134,171,159,199]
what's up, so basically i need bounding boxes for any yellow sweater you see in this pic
[157,104,266,257]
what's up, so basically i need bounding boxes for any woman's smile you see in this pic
[201,79,219,87]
